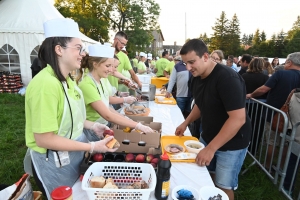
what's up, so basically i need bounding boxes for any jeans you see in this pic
[284,153,300,192]
[176,97,192,113]
[200,136,248,190]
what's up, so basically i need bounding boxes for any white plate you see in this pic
[199,186,229,200]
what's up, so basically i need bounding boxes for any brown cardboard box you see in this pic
[112,116,162,153]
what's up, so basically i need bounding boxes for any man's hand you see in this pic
[195,146,216,167]
[175,123,187,137]
[165,92,171,98]
[246,93,252,99]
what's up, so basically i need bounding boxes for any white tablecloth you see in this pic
[73,101,214,199]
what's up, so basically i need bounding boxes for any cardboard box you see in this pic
[112,116,162,153]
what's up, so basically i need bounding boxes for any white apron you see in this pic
[83,74,110,142]
[24,82,87,199]
[88,74,109,125]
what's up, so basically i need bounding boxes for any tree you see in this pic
[247,34,253,46]
[55,0,111,41]
[285,29,300,54]
[226,13,241,56]
[103,0,160,32]
[274,30,287,57]
[252,29,261,46]
[260,31,267,42]
[241,34,248,46]
[199,33,210,46]
[209,11,229,55]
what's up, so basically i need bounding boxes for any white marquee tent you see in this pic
[0,0,98,85]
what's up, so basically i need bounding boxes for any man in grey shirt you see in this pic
[165,59,192,115]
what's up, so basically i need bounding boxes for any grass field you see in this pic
[0,93,288,199]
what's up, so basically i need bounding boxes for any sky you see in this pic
[156,0,300,45]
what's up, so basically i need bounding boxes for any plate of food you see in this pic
[164,144,185,154]
[124,105,150,116]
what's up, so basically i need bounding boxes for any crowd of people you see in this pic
[24,17,300,200]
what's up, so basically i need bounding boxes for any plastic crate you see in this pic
[82,162,157,200]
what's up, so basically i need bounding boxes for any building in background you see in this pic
[147,30,164,58]
[163,42,182,56]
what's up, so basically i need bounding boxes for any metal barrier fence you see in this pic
[243,98,289,185]
[279,122,300,200]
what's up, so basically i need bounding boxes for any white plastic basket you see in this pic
[81,162,157,200]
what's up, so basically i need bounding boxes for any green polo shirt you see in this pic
[25,65,80,153]
[155,58,170,77]
[164,61,175,75]
[79,76,111,122]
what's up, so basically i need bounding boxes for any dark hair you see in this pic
[247,58,264,73]
[228,55,234,60]
[227,58,233,64]
[76,53,109,83]
[180,39,208,58]
[38,37,73,82]
[115,31,128,40]
[241,54,252,64]
[114,55,119,60]
[271,57,279,66]
[162,51,169,57]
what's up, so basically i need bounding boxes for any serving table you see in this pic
[72,101,214,199]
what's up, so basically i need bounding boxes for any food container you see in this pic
[171,185,200,200]
[184,140,205,154]
[156,96,165,102]
[199,186,229,200]
[82,162,156,200]
[51,186,73,200]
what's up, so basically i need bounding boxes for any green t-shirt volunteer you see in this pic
[155,58,170,77]
[132,58,138,68]
[137,61,147,74]
[25,65,82,153]
[165,61,175,75]
[79,76,111,124]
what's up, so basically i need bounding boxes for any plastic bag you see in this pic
[0,174,41,200]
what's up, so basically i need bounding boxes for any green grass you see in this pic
[0,93,288,199]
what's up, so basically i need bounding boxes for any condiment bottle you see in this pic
[51,186,73,200]
[155,152,171,200]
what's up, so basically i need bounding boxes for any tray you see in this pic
[154,97,177,105]
[160,136,199,162]
[124,106,150,116]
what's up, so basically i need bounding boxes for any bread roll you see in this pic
[106,178,115,185]
[103,182,118,189]
[90,176,106,188]
[104,135,120,149]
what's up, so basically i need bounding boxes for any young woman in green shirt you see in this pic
[78,44,154,142]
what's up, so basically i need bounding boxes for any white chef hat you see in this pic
[88,44,115,58]
[156,56,159,60]
[103,42,112,46]
[147,53,152,57]
[43,18,80,38]
[139,52,147,57]
[148,56,152,60]
[136,52,138,56]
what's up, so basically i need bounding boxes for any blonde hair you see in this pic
[210,50,224,61]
